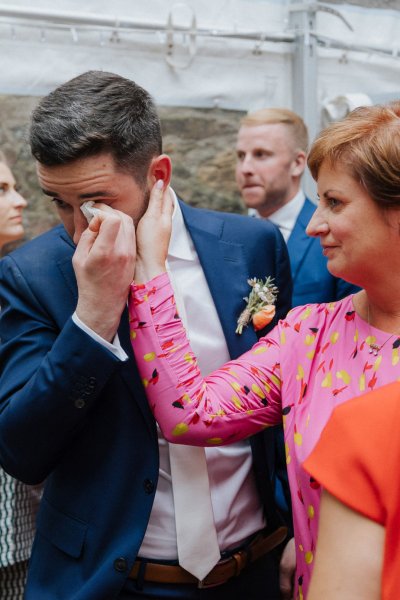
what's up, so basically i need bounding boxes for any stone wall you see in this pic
[0,96,245,246]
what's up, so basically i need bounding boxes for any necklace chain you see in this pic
[366,304,400,356]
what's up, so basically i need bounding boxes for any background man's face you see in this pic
[37,153,150,245]
[235,123,300,218]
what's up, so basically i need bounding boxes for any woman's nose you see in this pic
[306,206,329,237]
[12,189,28,208]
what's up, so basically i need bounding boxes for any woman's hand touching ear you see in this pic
[135,180,174,283]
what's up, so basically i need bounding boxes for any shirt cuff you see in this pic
[72,312,129,361]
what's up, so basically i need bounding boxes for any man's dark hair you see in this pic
[29,70,162,184]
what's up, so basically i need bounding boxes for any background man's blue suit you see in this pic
[0,201,292,600]
[287,198,359,306]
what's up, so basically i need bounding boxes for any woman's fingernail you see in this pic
[156,179,164,190]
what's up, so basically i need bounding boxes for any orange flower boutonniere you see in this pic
[236,276,278,335]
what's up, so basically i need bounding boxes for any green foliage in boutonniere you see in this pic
[236,276,278,335]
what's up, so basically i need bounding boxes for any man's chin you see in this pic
[241,191,264,208]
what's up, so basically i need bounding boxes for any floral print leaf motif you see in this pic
[344,311,355,321]
[172,400,184,409]
[236,276,278,335]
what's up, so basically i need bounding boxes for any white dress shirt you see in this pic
[249,189,305,242]
[73,192,266,559]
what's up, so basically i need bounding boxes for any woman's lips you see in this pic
[322,245,337,256]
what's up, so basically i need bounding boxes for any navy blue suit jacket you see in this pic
[0,201,292,600]
[287,198,359,306]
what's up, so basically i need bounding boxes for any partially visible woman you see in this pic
[0,152,41,599]
[0,153,27,252]
[305,382,400,600]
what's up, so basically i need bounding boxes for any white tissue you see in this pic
[80,200,103,223]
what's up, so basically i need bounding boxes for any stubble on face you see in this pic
[235,123,300,217]
[135,184,151,227]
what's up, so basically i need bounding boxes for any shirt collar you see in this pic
[168,189,196,261]
[249,189,305,242]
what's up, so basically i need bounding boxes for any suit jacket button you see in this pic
[74,398,86,409]
[85,378,96,394]
[143,479,155,494]
[114,557,128,572]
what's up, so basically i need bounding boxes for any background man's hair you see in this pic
[240,107,309,153]
[29,71,162,185]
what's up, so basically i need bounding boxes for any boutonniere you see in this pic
[236,276,278,335]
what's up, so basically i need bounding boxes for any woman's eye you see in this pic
[327,197,340,208]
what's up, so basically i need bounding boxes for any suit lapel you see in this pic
[287,198,315,282]
[180,201,258,359]
[57,230,78,303]
[117,309,157,437]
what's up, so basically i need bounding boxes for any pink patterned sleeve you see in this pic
[129,272,283,446]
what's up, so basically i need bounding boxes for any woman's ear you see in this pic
[147,155,172,187]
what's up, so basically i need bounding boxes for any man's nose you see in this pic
[239,155,254,174]
[73,210,89,245]
[306,206,329,238]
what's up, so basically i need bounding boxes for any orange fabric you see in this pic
[304,381,400,600]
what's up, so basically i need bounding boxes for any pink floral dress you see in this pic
[129,273,400,599]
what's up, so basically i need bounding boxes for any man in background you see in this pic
[235,107,359,306]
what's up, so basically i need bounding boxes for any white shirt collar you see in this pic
[168,189,196,261]
[249,189,305,243]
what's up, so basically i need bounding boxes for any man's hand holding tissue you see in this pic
[73,202,136,342]
[72,181,173,342]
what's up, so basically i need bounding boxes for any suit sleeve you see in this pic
[0,255,123,484]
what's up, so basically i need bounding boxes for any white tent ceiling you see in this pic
[0,0,399,133]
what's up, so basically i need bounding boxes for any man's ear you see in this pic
[292,151,307,178]
[147,155,172,187]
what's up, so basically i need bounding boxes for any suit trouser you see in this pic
[117,550,281,600]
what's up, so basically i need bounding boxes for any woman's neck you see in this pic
[354,289,400,334]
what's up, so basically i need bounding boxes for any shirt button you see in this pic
[143,479,155,494]
[113,557,128,572]
[74,398,86,409]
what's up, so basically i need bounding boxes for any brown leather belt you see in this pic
[129,526,287,589]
